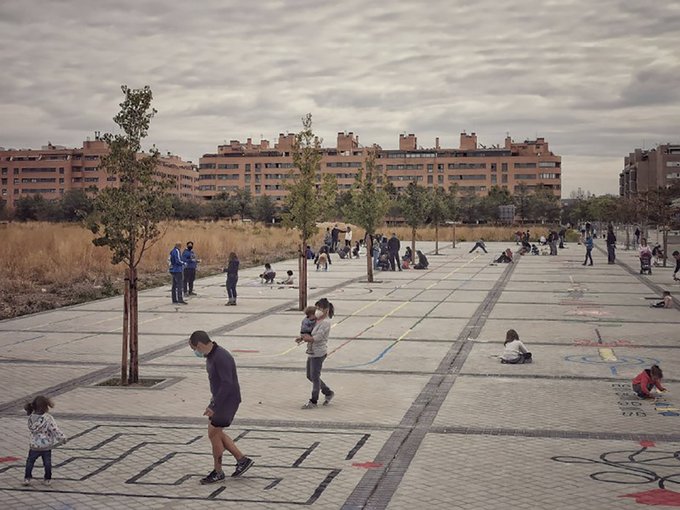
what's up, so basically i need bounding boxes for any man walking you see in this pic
[182,241,198,297]
[387,232,402,271]
[169,242,187,304]
[189,330,254,484]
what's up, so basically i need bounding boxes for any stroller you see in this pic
[640,251,652,275]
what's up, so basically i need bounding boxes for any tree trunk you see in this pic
[298,240,307,311]
[625,225,630,250]
[129,266,139,384]
[366,234,374,283]
[663,228,669,268]
[411,227,416,261]
[121,269,130,386]
[435,223,439,254]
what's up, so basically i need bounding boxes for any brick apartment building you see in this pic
[0,137,198,208]
[619,144,680,198]
[197,131,561,202]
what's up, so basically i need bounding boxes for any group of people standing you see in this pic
[169,241,199,304]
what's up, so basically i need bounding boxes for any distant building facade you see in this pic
[619,144,680,198]
[197,132,562,202]
[0,137,197,208]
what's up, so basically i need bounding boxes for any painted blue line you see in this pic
[610,366,618,375]
[337,340,399,369]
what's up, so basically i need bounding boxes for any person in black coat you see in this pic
[387,233,402,271]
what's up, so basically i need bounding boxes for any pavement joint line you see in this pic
[341,255,518,510]
[458,372,680,383]
[428,425,680,442]
[0,273,368,416]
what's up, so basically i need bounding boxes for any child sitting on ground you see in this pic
[632,364,666,398]
[500,329,532,364]
[650,291,673,308]
[260,263,276,284]
[295,306,317,355]
[279,270,295,285]
[23,395,67,486]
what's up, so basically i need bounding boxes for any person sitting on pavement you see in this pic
[414,250,429,270]
[500,329,532,364]
[650,290,673,309]
[494,248,513,264]
[279,270,295,285]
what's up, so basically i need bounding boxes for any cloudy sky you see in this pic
[1,0,678,196]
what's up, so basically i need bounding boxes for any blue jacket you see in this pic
[585,237,594,249]
[169,247,185,273]
[182,248,198,269]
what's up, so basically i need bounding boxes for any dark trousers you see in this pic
[25,449,52,480]
[171,272,183,302]
[388,251,401,271]
[183,268,196,294]
[607,244,616,263]
[550,241,558,255]
[226,275,238,300]
[633,382,653,398]
[470,242,487,253]
[331,238,339,252]
[306,355,332,404]
[584,248,593,265]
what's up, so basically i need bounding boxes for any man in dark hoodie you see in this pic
[190,330,253,484]
[387,232,402,271]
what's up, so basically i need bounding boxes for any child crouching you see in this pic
[632,364,666,399]
[23,396,67,486]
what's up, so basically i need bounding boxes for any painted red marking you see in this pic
[232,349,259,353]
[639,440,656,448]
[0,456,20,463]
[621,489,680,506]
[352,461,383,469]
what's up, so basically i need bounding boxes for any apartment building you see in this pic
[619,144,680,198]
[197,131,561,202]
[0,137,198,207]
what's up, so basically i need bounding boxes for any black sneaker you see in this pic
[232,457,254,477]
[323,391,335,406]
[200,470,225,485]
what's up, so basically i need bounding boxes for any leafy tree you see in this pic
[529,186,561,223]
[231,188,253,220]
[399,182,430,257]
[252,194,278,223]
[479,186,512,223]
[13,196,40,221]
[458,188,479,223]
[86,85,172,385]
[446,184,460,247]
[334,190,353,216]
[319,173,338,222]
[514,183,530,223]
[170,197,203,220]
[207,193,237,220]
[283,113,325,310]
[428,186,449,254]
[344,147,389,282]
[0,199,7,220]
[61,189,94,221]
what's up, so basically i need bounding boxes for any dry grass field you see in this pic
[0,221,550,319]
[0,221,304,319]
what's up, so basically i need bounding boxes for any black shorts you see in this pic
[210,415,233,428]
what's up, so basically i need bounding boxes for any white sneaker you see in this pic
[43,479,51,487]
[301,401,317,409]
[22,479,31,486]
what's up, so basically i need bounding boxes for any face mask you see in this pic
[314,310,324,319]
[187,246,193,251]
[193,349,204,358]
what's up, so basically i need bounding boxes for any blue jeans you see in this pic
[306,355,332,404]
[226,275,238,300]
[25,449,52,480]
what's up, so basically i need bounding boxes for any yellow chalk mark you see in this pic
[598,348,618,362]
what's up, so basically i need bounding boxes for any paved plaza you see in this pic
[1,239,680,509]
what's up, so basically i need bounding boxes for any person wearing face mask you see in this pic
[298,298,336,409]
[169,242,187,304]
[182,241,199,297]
[189,330,254,484]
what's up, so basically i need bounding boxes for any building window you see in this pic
[514,162,537,168]
[491,163,497,171]
[448,163,486,169]
[427,175,433,184]
[501,163,508,172]
[1,178,6,185]
[515,174,537,180]
[245,164,251,172]
[438,175,444,184]
[502,174,508,183]
[491,175,497,184]
[427,164,434,172]
[448,174,486,180]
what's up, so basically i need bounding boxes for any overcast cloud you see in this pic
[1,0,679,196]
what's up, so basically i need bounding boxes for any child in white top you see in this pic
[500,329,532,364]
[23,395,66,486]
